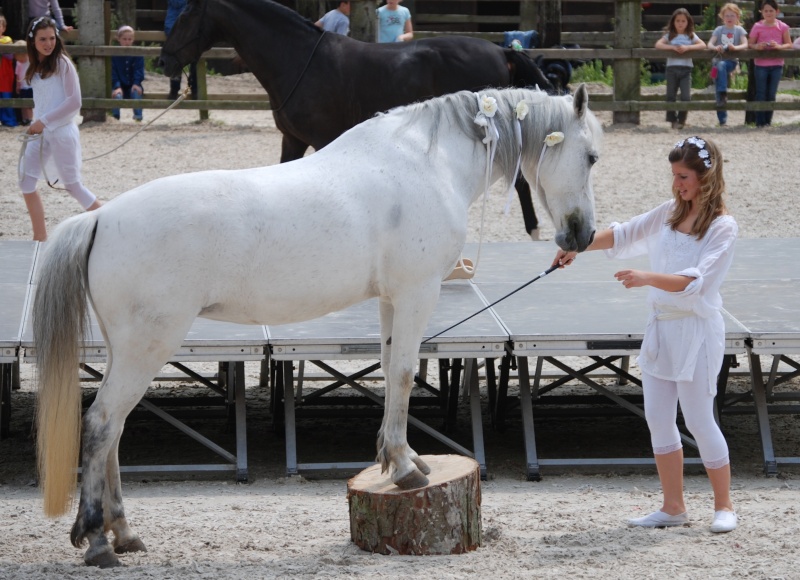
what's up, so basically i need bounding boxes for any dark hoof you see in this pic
[394,469,429,490]
[114,537,147,554]
[412,456,431,476]
[85,547,121,568]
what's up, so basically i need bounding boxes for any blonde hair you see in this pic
[718,3,742,22]
[117,25,135,38]
[667,137,727,240]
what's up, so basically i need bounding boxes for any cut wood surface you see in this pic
[347,455,482,555]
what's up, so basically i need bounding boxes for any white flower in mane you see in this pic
[544,132,565,147]
[479,95,498,118]
[515,101,529,121]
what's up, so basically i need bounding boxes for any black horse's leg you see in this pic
[515,174,540,240]
[280,134,311,163]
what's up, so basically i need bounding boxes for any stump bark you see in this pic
[347,454,482,555]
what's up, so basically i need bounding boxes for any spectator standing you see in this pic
[377,0,412,43]
[19,17,101,241]
[749,0,792,127]
[0,14,18,127]
[655,8,706,130]
[553,136,738,535]
[316,1,350,36]
[110,25,144,121]
[707,3,748,126]
[14,39,33,125]
[27,0,73,32]
[164,0,196,100]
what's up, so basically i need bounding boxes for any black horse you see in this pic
[161,0,554,237]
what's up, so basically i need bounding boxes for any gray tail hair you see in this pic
[34,212,98,517]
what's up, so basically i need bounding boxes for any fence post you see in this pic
[350,0,377,43]
[77,0,107,123]
[524,0,560,48]
[613,0,640,124]
[197,59,209,121]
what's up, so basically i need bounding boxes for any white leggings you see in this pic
[642,354,730,470]
[21,176,97,210]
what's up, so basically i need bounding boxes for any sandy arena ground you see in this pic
[1,73,800,578]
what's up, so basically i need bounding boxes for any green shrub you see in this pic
[571,60,614,85]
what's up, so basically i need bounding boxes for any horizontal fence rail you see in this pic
[2,11,800,120]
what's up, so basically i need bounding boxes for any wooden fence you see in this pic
[2,0,800,124]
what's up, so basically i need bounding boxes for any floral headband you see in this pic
[675,136,712,169]
[29,16,58,38]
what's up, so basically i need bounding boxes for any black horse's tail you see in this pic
[505,49,556,95]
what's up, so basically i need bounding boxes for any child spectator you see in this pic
[19,16,101,241]
[0,14,18,127]
[749,0,792,127]
[377,0,413,43]
[14,39,33,125]
[707,3,748,126]
[655,8,707,130]
[315,1,350,36]
[110,25,144,122]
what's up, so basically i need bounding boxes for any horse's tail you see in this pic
[505,49,555,95]
[34,212,99,517]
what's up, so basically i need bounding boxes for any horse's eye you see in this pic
[588,154,599,165]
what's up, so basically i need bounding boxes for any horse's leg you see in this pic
[71,322,191,567]
[515,174,540,240]
[279,134,310,163]
[378,283,441,489]
[376,299,430,477]
[104,431,146,555]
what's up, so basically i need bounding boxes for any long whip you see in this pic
[421,263,559,344]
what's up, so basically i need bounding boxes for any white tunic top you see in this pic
[22,55,83,185]
[605,200,738,393]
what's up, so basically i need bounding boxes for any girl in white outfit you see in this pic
[554,136,738,534]
[19,16,101,241]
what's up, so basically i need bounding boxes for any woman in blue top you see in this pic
[377,0,413,43]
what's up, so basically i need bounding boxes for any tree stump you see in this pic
[347,454,482,555]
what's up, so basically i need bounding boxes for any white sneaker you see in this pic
[627,510,689,528]
[710,510,738,533]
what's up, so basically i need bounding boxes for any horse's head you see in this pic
[519,84,601,252]
[159,0,213,77]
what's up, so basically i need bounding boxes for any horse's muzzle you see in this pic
[159,53,181,78]
[555,214,595,252]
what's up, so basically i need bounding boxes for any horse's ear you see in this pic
[573,83,589,119]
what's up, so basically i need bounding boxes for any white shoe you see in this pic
[627,510,689,528]
[710,510,737,533]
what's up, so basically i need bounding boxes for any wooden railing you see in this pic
[2,0,800,123]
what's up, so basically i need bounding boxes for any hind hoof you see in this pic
[114,537,147,554]
[85,546,121,568]
[529,228,541,241]
[412,456,431,475]
[394,469,429,490]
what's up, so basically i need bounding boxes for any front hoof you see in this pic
[394,469,429,490]
[114,537,147,554]
[412,455,431,476]
[85,545,121,568]
[529,228,541,241]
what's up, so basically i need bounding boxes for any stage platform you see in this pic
[1,238,798,480]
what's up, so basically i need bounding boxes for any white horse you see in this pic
[34,86,601,567]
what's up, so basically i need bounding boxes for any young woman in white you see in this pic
[19,17,101,241]
[554,136,738,533]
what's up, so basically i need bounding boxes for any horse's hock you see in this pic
[347,455,482,555]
